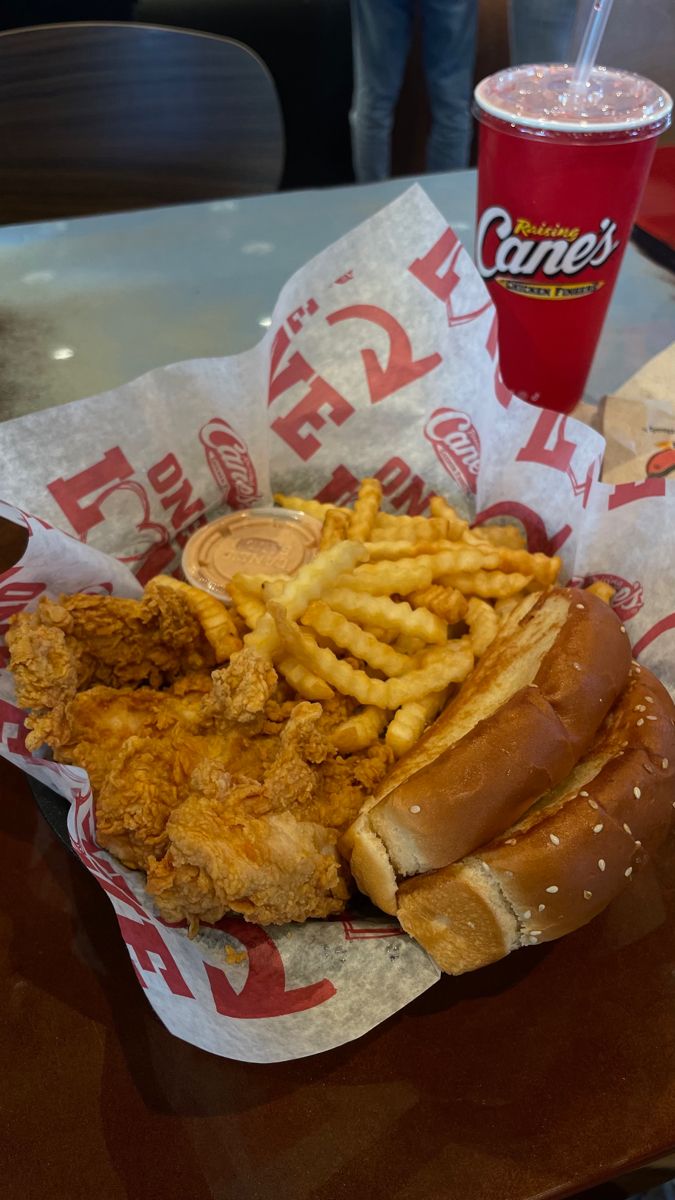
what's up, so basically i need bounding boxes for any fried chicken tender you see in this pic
[262,701,331,811]
[305,741,394,830]
[145,762,349,925]
[7,589,219,712]
[207,647,278,729]
[261,699,393,830]
[26,673,213,791]
[7,618,81,712]
[278,700,333,764]
[9,586,394,927]
[95,731,254,870]
[98,692,391,922]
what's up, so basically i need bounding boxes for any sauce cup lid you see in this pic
[181,507,322,599]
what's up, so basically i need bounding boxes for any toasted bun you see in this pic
[344,815,398,915]
[396,859,519,974]
[397,664,675,974]
[348,588,631,899]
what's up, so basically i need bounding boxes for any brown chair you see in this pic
[0,21,285,224]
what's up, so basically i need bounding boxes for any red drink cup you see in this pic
[474,65,672,414]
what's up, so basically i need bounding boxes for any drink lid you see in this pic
[182,507,323,599]
[475,64,673,134]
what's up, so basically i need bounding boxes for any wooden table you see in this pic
[3,176,675,1200]
[5,750,675,1200]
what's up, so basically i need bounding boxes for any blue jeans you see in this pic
[508,0,579,65]
[349,0,478,182]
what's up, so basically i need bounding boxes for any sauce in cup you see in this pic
[182,507,322,599]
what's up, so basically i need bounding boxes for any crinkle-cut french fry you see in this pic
[183,598,242,660]
[382,546,499,585]
[466,597,499,657]
[372,513,445,541]
[244,540,367,657]
[228,608,250,640]
[429,547,503,576]
[362,623,398,644]
[301,601,414,677]
[324,587,447,643]
[368,526,413,544]
[147,575,242,660]
[466,530,560,587]
[385,687,450,757]
[412,641,470,667]
[339,558,434,595]
[273,494,348,521]
[320,508,350,550]
[243,610,283,658]
[408,584,468,623]
[357,550,487,590]
[262,578,286,603]
[429,496,469,541]
[416,516,447,541]
[585,580,616,605]
[349,477,382,541]
[332,705,388,753]
[279,540,368,619]
[466,523,526,550]
[276,655,334,700]
[461,528,491,549]
[494,548,561,586]
[369,522,445,545]
[364,539,456,561]
[494,596,520,623]
[271,602,474,708]
[392,633,427,656]
[373,512,425,533]
[230,571,289,599]
[439,569,532,598]
[228,580,267,631]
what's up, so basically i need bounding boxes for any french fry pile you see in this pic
[226,480,563,758]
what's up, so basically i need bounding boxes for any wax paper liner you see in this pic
[2,184,675,1062]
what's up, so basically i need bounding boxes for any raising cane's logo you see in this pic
[424,407,481,495]
[198,418,261,509]
[571,572,644,622]
[476,206,621,300]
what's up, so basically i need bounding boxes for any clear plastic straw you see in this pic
[570,0,616,95]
